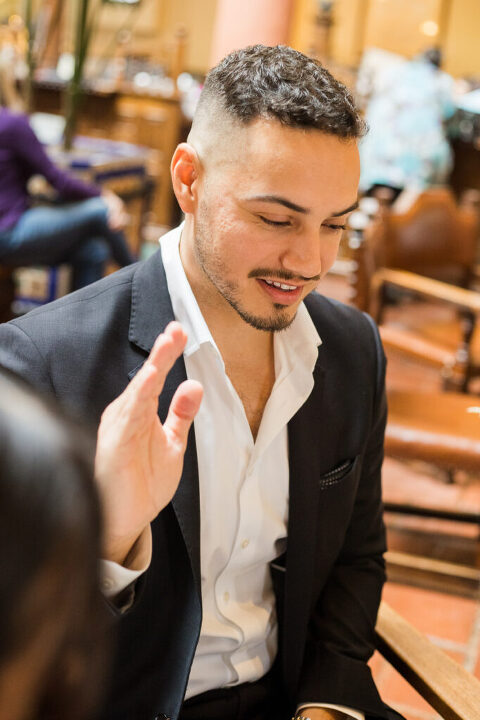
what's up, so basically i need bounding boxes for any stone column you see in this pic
[209,0,294,68]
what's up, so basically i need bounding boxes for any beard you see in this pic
[193,205,296,332]
[228,304,294,332]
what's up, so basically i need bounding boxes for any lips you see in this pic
[256,278,303,305]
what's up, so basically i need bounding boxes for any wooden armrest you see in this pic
[371,269,480,314]
[375,601,480,720]
[379,325,456,367]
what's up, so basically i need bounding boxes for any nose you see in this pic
[278,227,325,280]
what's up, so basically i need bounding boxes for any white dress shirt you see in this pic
[102,224,363,719]
[162,226,320,699]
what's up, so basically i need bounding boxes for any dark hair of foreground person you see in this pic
[0,370,106,720]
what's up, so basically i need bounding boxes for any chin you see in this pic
[239,307,296,332]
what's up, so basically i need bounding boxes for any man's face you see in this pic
[183,118,360,332]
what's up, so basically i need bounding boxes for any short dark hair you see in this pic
[198,44,365,138]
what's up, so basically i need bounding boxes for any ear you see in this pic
[171,143,200,214]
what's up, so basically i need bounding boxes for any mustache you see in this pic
[248,268,321,283]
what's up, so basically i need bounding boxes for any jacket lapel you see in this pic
[127,249,202,595]
[284,359,326,696]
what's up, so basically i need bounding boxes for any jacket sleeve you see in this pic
[296,315,394,718]
[0,319,54,395]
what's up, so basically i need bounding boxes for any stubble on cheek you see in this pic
[193,208,241,303]
[193,204,296,332]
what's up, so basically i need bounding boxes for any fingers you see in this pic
[146,322,187,389]
[131,322,187,400]
[164,379,203,448]
[102,322,195,436]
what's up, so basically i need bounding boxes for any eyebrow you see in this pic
[331,201,359,217]
[248,195,309,213]
[247,195,359,217]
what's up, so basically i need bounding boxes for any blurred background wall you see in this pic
[2,0,480,78]
[2,0,480,228]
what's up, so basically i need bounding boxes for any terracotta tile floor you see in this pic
[318,272,480,719]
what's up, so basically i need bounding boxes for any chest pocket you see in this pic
[318,457,357,490]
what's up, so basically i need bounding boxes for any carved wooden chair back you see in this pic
[364,187,478,288]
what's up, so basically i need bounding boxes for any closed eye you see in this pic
[259,215,291,227]
[323,223,346,232]
[259,215,346,231]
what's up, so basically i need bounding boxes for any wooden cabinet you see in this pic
[113,93,184,226]
[32,82,186,226]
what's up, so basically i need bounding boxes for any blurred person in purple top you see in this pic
[0,107,135,290]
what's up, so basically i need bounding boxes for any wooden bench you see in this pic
[376,601,480,720]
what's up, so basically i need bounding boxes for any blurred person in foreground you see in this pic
[0,106,135,290]
[0,328,201,720]
[359,47,456,200]
[0,368,105,720]
[0,45,402,720]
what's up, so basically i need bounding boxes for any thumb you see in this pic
[164,379,203,448]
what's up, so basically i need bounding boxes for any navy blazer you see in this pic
[0,249,402,720]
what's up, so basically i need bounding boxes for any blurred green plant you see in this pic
[12,0,148,147]
[22,0,34,111]
[63,0,96,149]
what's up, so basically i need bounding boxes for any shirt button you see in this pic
[241,539,250,549]
[223,591,230,602]
[102,578,113,591]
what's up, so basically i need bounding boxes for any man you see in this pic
[0,46,402,720]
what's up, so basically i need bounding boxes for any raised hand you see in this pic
[94,322,203,565]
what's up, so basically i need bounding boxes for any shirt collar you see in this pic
[160,222,322,374]
[275,300,321,381]
[160,223,216,358]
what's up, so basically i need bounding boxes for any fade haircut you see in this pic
[194,44,366,139]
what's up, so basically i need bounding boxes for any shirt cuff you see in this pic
[296,703,364,720]
[100,527,152,598]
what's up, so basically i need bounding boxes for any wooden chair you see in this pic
[358,187,479,291]
[385,387,480,472]
[371,268,480,392]
[348,203,480,453]
[346,201,480,570]
[348,188,480,392]
[371,269,480,489]
[375,601,480,720]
